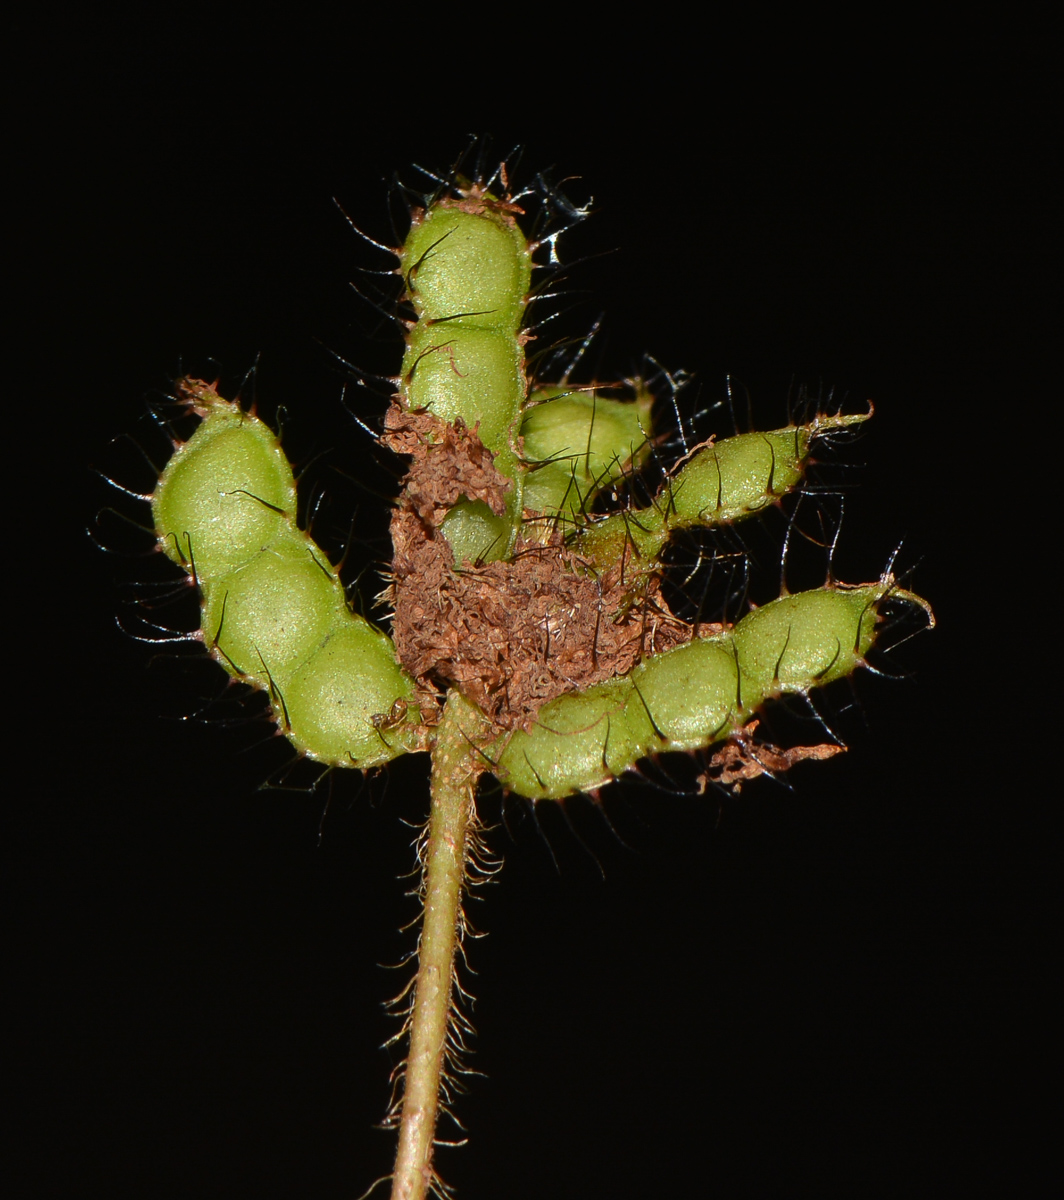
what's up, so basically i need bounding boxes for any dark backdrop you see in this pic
[11,22,1052,1199]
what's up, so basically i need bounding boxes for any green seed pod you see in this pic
[200,536,347,691]
[574,411,870,575]
[151,380,423,770]
[519,384,655,521]
[626,634,740,753]
[403,322,525,458]
[282,623,423,767]
[398,194,535,564]
[399,203,532,462]
[669,427,813,524]
[492,677,638,799]
[437,499,514,567]
[491,578,927,801]
[152,395,297,574]
[401,204,530,329]
[732,583,881,711]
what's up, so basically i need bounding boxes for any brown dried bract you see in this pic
[174,376,231,420]
[382,405,510,523]
[404,185,525,248]
[700,720,844,792]
[439,180,526,220]
[384,403,693,731]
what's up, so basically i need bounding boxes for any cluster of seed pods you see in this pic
[150,174,931,800]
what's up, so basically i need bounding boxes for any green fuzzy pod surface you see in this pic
[491,581,892,800]
[573,411,869,575]
[399,200,533,562]
[519,385,655,521]
[152,384,422,768]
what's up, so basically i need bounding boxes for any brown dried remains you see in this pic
[383,404,695,732]
[700,720,844,792]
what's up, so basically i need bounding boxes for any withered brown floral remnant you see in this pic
[700,720,844,792]
[381,405,511,525]
[383,404,692,731]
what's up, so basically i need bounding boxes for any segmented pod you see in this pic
[153,394,298,574]
[152,380,423,768]
[573,410,870,576]
[398,195,533,563]
[490,578,918,800]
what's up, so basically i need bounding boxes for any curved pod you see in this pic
[152,382,422,770]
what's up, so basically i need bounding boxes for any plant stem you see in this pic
[390,692,486,1200]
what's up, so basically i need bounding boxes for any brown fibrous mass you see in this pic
[382,404,702,733]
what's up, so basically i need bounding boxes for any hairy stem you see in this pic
[391,692,487,1200]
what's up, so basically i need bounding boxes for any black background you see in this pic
[11,19,1053,1199]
